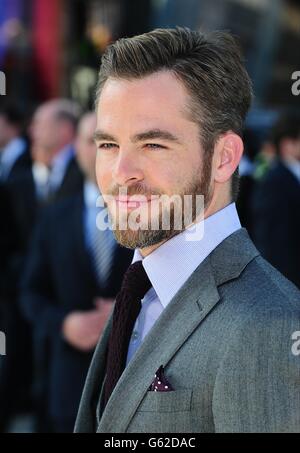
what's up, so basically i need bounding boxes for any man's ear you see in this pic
[213,132,244,184]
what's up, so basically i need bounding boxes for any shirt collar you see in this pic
[48,144,74,190]
[132,202,241,308]
[51,144,74,169]
[0,137,26,172]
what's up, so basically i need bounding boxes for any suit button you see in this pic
[132,331,139,341]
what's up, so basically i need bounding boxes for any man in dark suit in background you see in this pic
[236,128,257,238]
[0,184,17,327]
[7,98,84,249]
[0,103,28,299]
[29,99,83,203]
[252,113,300,288]
[0,104,32,431]
[0,104,31,184]
[0,99,85,431]
[20,112,132,432]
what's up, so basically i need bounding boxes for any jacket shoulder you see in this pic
[219,254,300,324]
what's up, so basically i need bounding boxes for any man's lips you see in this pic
[114,195,159,208]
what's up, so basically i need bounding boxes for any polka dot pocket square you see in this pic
[148,365,174,392]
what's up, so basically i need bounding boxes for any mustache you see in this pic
[107,183,162,198]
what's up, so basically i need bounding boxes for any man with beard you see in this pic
[75,28,300,433]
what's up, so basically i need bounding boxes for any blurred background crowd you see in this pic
[0,0,300,433]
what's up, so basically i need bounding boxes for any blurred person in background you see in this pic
[0,185,16,279]
[236,128,257,237]
[0,99,85,431]
[0,104,31,184]
[30,145,53,202]
[0,103,33,432]
[7,98,85,255]
[0,103,29,301]
[253,138,276,181]
[29,98,84,203]
[252,112,300,288]
[0,184,18,354]
[0,103,31,282]
[20,112,132,432]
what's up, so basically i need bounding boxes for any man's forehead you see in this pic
[98,71,188,107]
[96,73,196,141]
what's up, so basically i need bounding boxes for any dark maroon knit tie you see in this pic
[103,261,152,408]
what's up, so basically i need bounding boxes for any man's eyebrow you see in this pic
[93,128,181,144]
[132,129,181,143]
[93,130,117,142]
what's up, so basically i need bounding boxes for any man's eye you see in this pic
[98,143,117,150]
[145,143,165,149]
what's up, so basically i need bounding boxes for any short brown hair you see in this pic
[96,27,253,201]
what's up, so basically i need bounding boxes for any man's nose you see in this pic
[112,149,144,186]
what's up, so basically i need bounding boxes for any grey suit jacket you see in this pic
[75,229,300,433]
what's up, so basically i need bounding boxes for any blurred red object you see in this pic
[32,0,62,99]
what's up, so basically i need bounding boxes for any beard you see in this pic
[104,155,213,250]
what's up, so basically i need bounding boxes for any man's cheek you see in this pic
[96,165,107,190]
[99,178,108,194]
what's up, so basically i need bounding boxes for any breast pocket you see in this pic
[137,389,192,412]
[126,389,193,433]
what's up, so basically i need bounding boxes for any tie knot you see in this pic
[122,261,152,301]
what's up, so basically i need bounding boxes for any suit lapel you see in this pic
[55,155,83,201]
